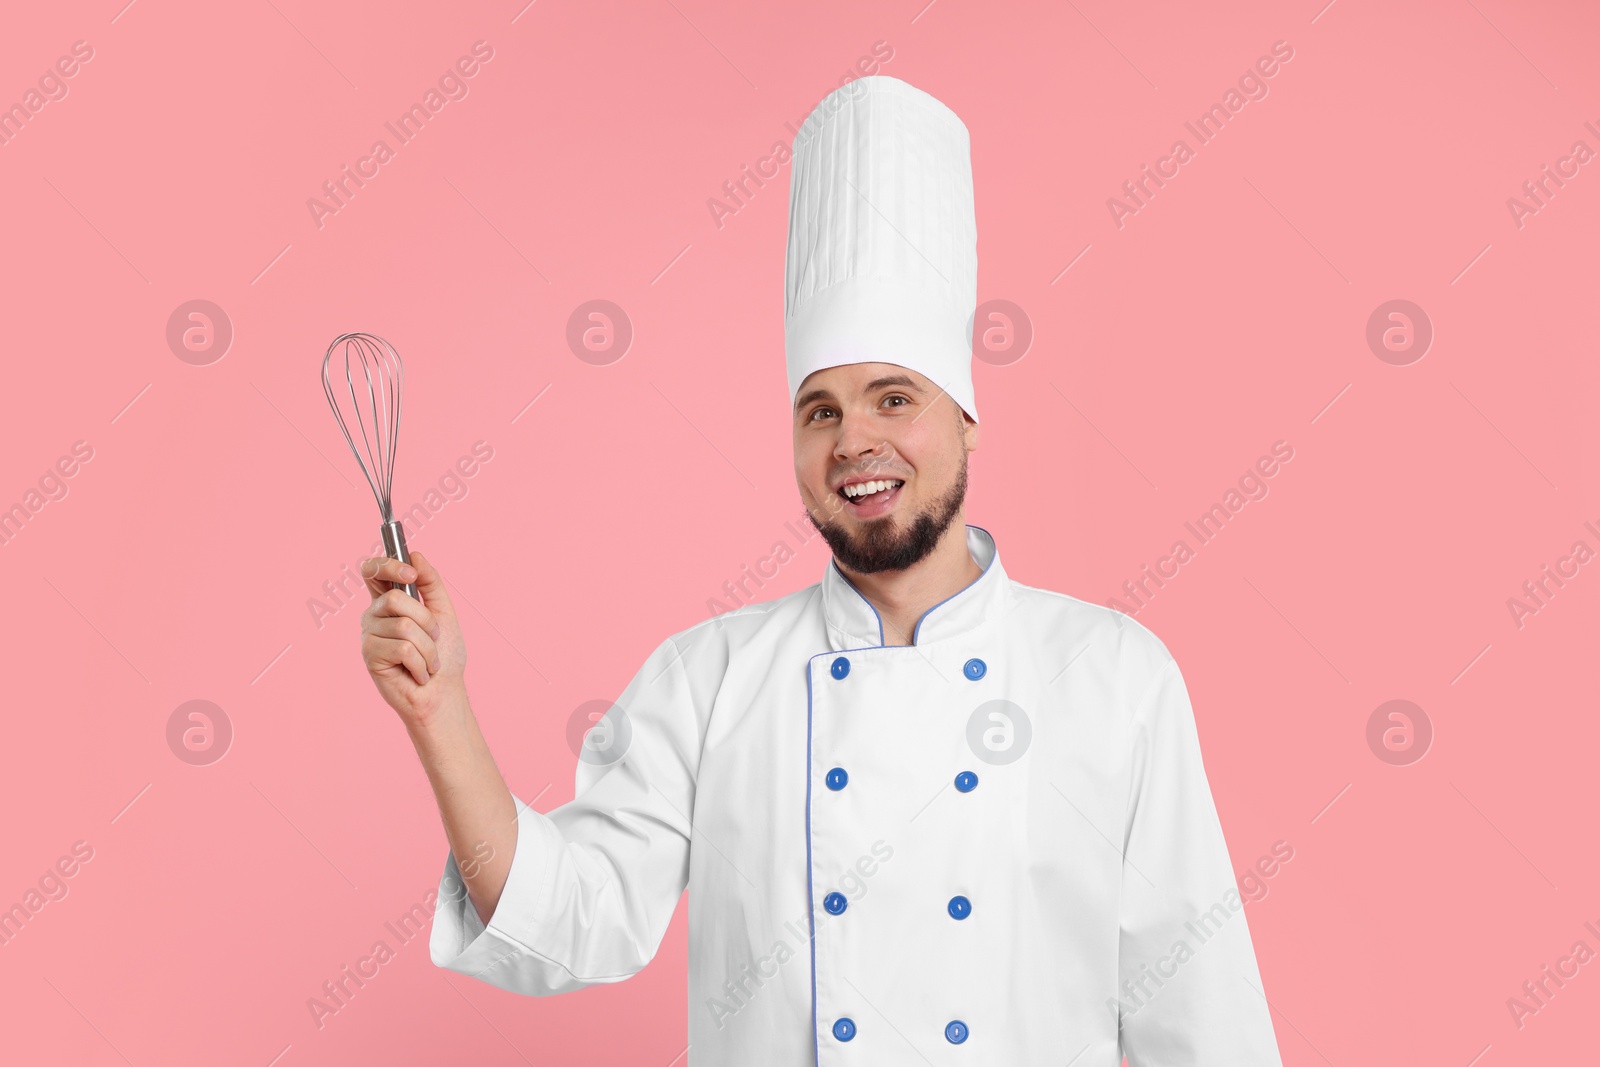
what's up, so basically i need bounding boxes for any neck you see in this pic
[834,520,984,646]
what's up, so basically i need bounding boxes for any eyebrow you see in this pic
[794,374,924,414]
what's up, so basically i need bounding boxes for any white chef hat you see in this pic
[784,75,979,423]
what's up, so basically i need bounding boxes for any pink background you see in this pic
[2,0,1596,1063]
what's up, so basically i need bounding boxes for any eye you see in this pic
[882,394,910,409]
[808,405,838,422]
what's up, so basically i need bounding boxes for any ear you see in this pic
[960,411,979,453]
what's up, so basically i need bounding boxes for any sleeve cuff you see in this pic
[428,791,560,977]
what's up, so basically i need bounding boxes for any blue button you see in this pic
[831,656,851,680]
[824,891,848,915]
[833,1017,856,1041]
[826,767,849,790]
[954,770,979,793]
[963,658,987,680]
[947,895,971,920]
[945,1020,969,1044]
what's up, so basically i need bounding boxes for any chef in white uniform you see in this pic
[358,75,1282,1066]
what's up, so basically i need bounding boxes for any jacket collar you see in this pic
[821,524,1010,649]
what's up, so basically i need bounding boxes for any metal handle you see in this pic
[381,520,421,601]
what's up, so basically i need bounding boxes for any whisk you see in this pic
[321,332,419,601]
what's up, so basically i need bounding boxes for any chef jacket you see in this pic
[430,524,1283,1065]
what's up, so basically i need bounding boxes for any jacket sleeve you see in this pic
[1116,655,1283,1065]
[428,634,703,994]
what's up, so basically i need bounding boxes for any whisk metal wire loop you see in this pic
[321,332,420,600]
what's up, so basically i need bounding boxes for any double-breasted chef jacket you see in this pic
[430,524,1283,1065]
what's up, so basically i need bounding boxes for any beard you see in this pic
[807,450,968,574]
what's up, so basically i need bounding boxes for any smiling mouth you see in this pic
[838,479,905,506]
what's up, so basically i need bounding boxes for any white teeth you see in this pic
[842,479,904,499]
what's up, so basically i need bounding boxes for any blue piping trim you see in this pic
[805,657,819,1065]
[803,640,918,1062]
[832,523,997,648]
[830,558,885,646]
[921,524,992,646]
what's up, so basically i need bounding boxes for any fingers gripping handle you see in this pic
[381,520,421,601]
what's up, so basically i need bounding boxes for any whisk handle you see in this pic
[381,520,422,601]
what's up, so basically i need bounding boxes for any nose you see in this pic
[833,416,888,464]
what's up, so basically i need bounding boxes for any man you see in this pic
[359,75,1283,1065]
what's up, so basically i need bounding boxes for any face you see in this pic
[793,362,978,574]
